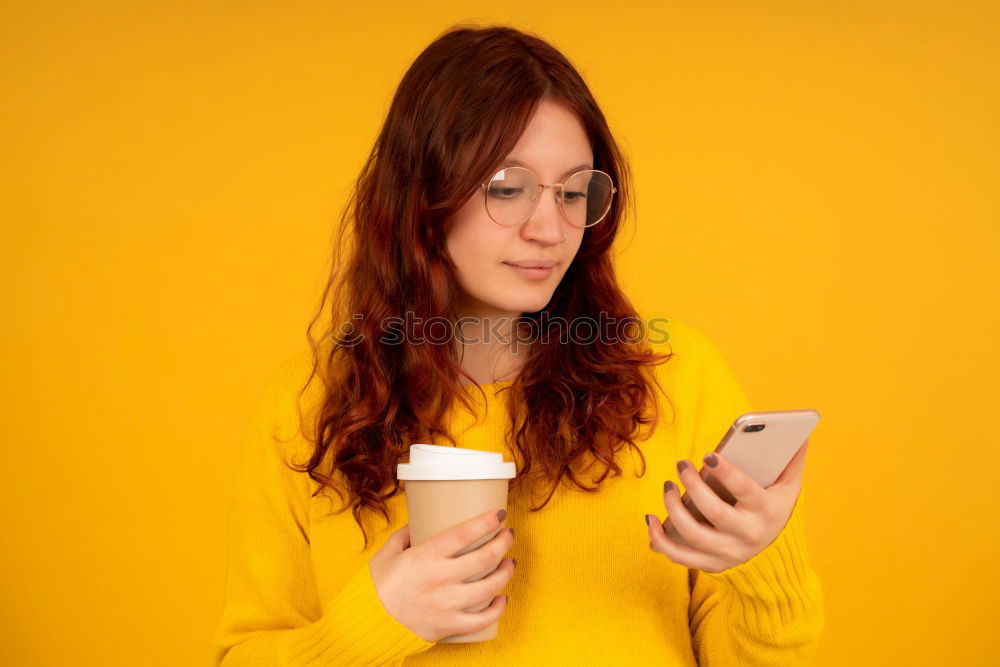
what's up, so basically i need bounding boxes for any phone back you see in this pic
[714,409,820,489]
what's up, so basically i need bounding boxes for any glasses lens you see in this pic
[485,167,614,227]
[563,170,614,228]
[485,167,536,226]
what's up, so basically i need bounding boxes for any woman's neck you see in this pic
[454,342,526,386]
[450,303,529,386]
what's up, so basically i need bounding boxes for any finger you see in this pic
[453,524,514,581]
[773,438,810,488]
[662,480,726,553]
[457,556,515,610]
[395,524,411,551]
[702,451,768,512]
[674,461,740,532]
[647,513,727,571]
[429,508,506,560]
[452,592,509,637]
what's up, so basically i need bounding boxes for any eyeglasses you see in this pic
[480,166,617,228]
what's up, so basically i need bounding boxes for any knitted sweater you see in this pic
[213,320,825,665]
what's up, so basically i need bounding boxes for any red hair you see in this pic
[292,23,673,550]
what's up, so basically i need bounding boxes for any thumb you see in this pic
[389,524,411,551]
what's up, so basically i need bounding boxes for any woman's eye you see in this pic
[489,187,523,198]
[563,191,586,202]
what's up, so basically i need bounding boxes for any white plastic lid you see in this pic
[396,444,517,480]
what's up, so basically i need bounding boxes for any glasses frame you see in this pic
[479,166,617,229]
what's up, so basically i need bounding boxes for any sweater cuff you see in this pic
[282,562,436,666]
[702,497,817,611]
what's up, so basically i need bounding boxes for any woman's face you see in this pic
[444,99,592,321]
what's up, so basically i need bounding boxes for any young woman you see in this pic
[214,24,824,666]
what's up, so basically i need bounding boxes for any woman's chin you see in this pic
[498,296,553,317]
[471,287,555,319]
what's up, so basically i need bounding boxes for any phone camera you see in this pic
[744,424,765,432]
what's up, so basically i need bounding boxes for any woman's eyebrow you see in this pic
[499,159,593,178]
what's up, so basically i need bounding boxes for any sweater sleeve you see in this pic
[212,361,437,666]
[684,331,825,666]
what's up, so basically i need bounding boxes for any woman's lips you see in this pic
[503,262,553,280]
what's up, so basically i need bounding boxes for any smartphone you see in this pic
[664,409,820,547]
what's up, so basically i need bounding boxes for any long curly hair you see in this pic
[290,23,674,550]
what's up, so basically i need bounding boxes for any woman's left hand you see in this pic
[646,439,810,573]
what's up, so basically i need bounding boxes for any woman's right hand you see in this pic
[368,509,515,642]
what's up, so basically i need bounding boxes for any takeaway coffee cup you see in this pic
[396,444,517,643]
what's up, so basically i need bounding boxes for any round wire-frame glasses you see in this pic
[479,166,617,228]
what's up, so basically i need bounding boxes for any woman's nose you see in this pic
[521,188,566,243]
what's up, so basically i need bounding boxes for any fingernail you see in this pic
[663,480,675,494]
[645,514,652,526]
[676,460,689,474]
[497,509,507,522]
[704,453,719,468]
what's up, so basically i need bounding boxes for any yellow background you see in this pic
[3,1,997,664]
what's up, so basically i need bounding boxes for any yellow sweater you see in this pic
[213,320,825,665]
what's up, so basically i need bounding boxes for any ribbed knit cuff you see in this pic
[281,563,436,666]
[702,498,819,614]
